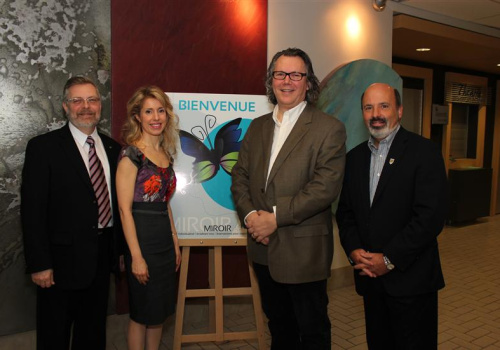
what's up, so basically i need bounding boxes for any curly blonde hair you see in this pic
[122,86,179,160]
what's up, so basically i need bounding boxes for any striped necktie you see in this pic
[86,136,112,227]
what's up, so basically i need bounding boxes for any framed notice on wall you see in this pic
[432,104,449,125]
[168,93,273,239]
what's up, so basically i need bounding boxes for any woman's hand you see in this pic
[173,233,182,271]
[132,256,149,285]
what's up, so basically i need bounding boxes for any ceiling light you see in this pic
[416,48,431,52]
[373,0,387,12]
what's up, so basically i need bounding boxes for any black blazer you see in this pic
[337,127,447,297]
[21,123,122,290]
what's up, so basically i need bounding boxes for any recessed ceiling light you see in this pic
[416,48,431,52]
[497,63,500,67]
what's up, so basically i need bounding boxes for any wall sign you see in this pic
[168,93,273,239]
[445,81,489,105]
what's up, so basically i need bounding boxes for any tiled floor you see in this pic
[1,215,500,349]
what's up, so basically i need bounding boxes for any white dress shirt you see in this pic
[267,101,307,182]
[244,101,307,223]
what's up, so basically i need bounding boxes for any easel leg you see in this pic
[214,246,224,342]
[208,247,215,333]
[173,246,190,350]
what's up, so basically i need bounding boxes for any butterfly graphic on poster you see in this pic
[179,115,243,183]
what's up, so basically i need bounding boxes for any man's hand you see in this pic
[247,210,277,245]
[350,249,391,278]
[245,211,259,229]
[32,269,55,288]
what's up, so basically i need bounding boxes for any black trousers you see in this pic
[363,287,438,350]
[36,232,111,350]
[253,263,331,350]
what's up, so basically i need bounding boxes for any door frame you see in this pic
[491,80,500,215]
[443,72,487,171]
[392,64,433,139]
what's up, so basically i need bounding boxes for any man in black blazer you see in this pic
[21,76,122,350]
[337,83,447,349]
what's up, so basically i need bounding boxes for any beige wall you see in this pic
[268,0,393,80]
[268,0,394,274]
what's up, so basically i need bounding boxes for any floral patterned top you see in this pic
[119,145,176,203]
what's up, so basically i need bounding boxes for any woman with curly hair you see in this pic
[116,86,181,350]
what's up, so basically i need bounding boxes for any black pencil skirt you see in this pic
[125,202,176,325]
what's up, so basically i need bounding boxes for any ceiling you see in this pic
[395,0,500,30]
[390,0,500,75]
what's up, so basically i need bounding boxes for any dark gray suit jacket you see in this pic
[337,127,447,297]
[231,104,346,284]
[21,123,122,290]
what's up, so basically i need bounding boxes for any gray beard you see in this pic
[68,114,100,130]
[369,123,398,141]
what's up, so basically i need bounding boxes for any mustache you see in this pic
[369,117,387,127]
[78,108,95,115]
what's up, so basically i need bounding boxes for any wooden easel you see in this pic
[173,238,266,349]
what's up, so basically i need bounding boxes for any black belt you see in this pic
[97,227,113,235]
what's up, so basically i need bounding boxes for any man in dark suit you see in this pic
[231,48,346,349]
[21,76,122,350]
[337,83,448,349]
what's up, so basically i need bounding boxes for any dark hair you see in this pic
[63,76,100,101]
[360,85,402,109]
[265,48,320,105]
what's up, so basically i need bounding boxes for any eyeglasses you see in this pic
[66,97,101,106]
[272,71,307,81]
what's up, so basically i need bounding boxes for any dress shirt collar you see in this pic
[68,121,99,147]
[272,101,307,126]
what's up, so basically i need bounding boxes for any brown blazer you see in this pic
[231,104,346,283]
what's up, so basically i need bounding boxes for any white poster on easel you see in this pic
[168,93,273,239]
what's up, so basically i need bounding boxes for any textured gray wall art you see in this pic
[0,0,111,335]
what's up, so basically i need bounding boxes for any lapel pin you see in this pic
[389,158,395,165]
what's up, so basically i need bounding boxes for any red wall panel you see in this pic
[111,0,268,298]
[111,0,268,139]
